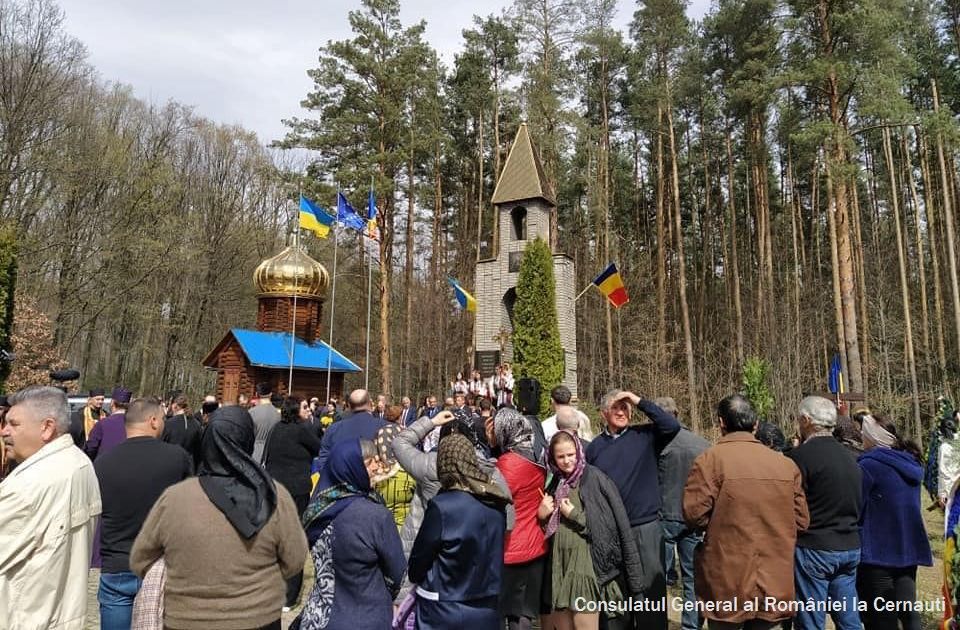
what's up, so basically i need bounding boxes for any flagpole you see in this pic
[364,242,373,390]
[364,178,375,392]
[325,190,339,403]
[574,283,594,302]
[288,194,301,395]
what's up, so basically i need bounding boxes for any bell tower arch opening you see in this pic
[511,206,527,241]
[503,287,517,326]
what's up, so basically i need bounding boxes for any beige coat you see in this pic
[683,432,809,623]
[0,434,102,630]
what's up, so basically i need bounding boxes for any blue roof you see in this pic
[231,328,362,373]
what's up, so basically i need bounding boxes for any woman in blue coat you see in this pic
[294,439,405,630]
[857,414,932,630]
[408,432,513,629]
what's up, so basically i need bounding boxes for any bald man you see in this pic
[315,389,387,472]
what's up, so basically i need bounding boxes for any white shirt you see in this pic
[542,407,592,443]
[0,434,101,629]
[940,434,960,502]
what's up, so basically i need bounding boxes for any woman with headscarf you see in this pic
[487,407,548,630]
[857,414,932,630]
[537,430,644,630]
[295,438,405,630]
[130,406,307,630]
[263,396,322,609]
[374,423,416,528]
[408,433,512,629]
[393,410,516,603]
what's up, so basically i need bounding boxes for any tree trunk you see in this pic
[726,130,744,366]
[666,94,700,428]
[901,129,932,384]
[918,128,948,381]
[882,127,921,441]
[476,109,484,262]
[601,49,614,378]
[850,162,870,388]
[656,106,668,369]
[405,145,416,389]
[932,80,960,369]
[825,167,847,377]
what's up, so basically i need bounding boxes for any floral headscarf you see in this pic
[493,407,537,463]
[544,429,586,538]
[437,433,511,509]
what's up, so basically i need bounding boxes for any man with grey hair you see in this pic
[786,395,862,630]
[586,389,680,629]
[0,385,102,629]
[552,405,593,444]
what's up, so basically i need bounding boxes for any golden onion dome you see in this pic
[254,246,329,299]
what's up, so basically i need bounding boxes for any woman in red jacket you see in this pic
[487,407,548,630]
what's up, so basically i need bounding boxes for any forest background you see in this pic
[3,0,960,440]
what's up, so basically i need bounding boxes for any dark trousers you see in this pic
[856,563,920,630]
[707,621,776,630]
[600,519,667,630]
[286,492,310,606]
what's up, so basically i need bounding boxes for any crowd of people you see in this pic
[0,370,950,630]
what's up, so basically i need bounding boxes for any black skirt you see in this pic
[499,554,547,618]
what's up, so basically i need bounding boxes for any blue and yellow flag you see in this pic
[299,195,334,238]
[337,192,367,232]
[366,189,379,240]
[828,354,844,395]
[447,277,477,312]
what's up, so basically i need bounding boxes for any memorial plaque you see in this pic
[475,350,501,377]
[508,251,522,273]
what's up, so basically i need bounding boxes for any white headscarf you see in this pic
[861,414,896,450]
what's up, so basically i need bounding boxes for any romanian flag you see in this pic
[299,195,334,238]
[448,277,477,312]
[592,263,629,308]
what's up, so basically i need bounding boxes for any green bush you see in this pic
[512,238,565,417]
[742,356,774,421]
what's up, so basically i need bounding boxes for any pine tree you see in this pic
[280,0,433,397]
[512,238,565,417]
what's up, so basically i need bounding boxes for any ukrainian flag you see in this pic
[299,195,333,239]
[592,263,629,308]
[448,277,477,312]
[366,189,379,240]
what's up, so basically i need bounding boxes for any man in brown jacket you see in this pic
[683,394,810,630]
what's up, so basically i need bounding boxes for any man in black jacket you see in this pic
[95,397,192,627]
[161,394,203,465]
[655,396,708,630]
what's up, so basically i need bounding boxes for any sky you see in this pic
[57,0,711,146]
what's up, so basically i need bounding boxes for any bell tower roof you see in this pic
[491,123,555,207]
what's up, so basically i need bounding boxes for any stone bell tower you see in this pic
[473,123,578,397]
